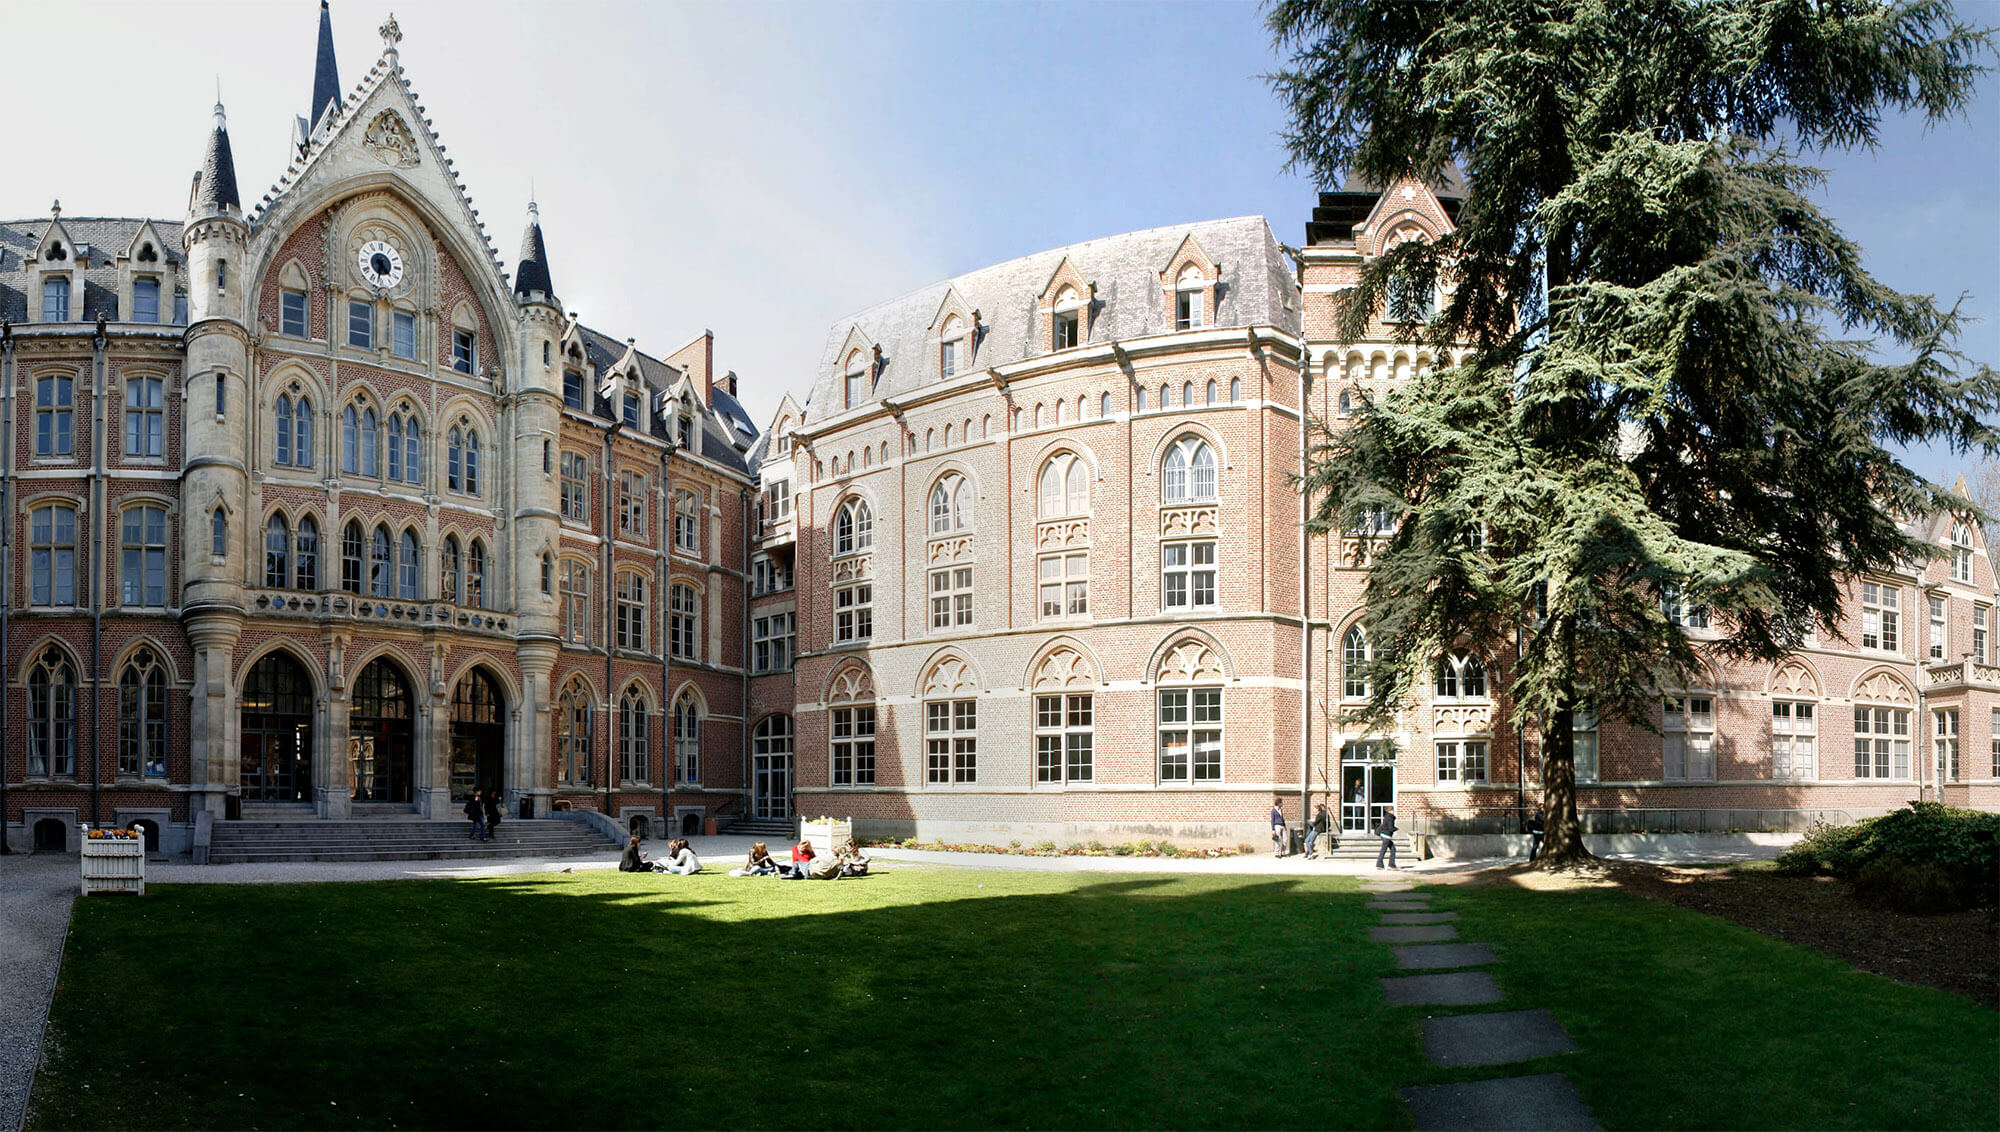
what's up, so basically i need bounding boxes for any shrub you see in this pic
[900,837,921,849]
[1237,843,1259,856]
[1033,840,1058,853]
[1109,844,1132,856]
[1852,858,1967,915]
[1008,840,1022,850]
[1086,840,1106,853]
[1157,841,1180,857]
[1774,803,1999,911]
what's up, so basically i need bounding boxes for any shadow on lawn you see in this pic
[34,870,1420,1132]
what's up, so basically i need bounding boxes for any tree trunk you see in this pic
[1536,690,1594,865]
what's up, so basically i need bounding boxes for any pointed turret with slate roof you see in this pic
[513,199,557,306]
[190,99,241,217]
[294,0,342,157]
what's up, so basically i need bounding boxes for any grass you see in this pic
[29,867,1998,1130]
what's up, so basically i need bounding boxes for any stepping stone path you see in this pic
[1362,877,1601,1131]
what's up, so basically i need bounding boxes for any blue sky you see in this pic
[2,0,1991,486]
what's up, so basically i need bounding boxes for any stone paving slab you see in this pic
[1399,1074,1600,1130]
[1379,970,1505,1007]
[1370,924,1459,943]
[1394,942,1499,970]
[1422,1008,1578,1067]
[1362,881,1416,890]
[1380,911,1458,924]
[1367,899,1431,911]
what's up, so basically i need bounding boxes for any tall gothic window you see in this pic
[30,504,77,606]
[341,520,364,593]
[118,647,169,777]
[441,535,461,604]
[1161,437,1218,503]
[619,687,650,784]
[124,376,164,458]
[398,530,420,599]
[28,647,76,778]
[369,525,392,597]
[296,517,320,590]
[558,678,592,784]
[121,505,168,607]
[673,692,702,783]
[834,499,873,555]
[467,540,487,609]
[35,374,73,456]
[928,474,973,535]
[265,515,291,587]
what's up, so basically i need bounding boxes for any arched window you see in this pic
[943,424,954,447]
[275,394,294,465]
[1174,264,1207,330]
[1161,437,1218,503]
[929,474,972,534]
[619,687,650,784]
[396,412,419,483]
[1100,392,1112,417]
[1182,381,1195,406]
[674,490,700,554]
[1205,379,1217,405]
[342,405,360,471]
[360,407,379,476]
[293,397,314,467]
[1051,286,1083,350]
[1435,651,1487,701]
[441,535,461,604]
[1160,383,1172,408]
[1054,401,1065,426]
[557,678,592,784]
[669,583,699,659]
[1342,625,1371,700]
[388,414,407,482]
[27,647,76,778]
[296,516,319,590]
[1033,404,1044,429]
[673,691,702,783]
[369,525,392,597]
[1952,523,1974,583]
[118,646,168,777]
[211,507,228,558]
[265,514,290,587]
[241,651,314,801]
[940,315,964,379]
[834,499,873,555]
[1136,387,1148,412]
[1038,453,1089,518]
[540,552,553,595]
[467,540,487,609]
[843,351,867,409]
[1229,378,1241,402]
[447,426,463,492]
[341,520,363,593]
[398,530,420,599]
[464,426,481,494]
[29,504,77,607]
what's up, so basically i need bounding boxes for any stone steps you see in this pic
[207,819,619,864]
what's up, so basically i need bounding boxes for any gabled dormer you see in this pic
[1159,233,1219,332]
[601,338,651,430]
[117,221,180,326]
[658,372,701,451]
[557,319,593,411]
[833,324,880,412]
[1038,256,1094,353]
[927,285,979,382]
[27,210,79,324]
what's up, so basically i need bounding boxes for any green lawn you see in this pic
[29,868,1997,1130]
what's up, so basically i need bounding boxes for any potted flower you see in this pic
[80,826,146,896]
[800,815,853,855]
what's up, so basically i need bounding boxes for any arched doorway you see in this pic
[350,658,415,803]
[241,652,314,802]
[752,714,793,821]
[449,668,505,803]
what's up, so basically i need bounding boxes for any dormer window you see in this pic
[1174,266,1206,330]
[42,278,70,323]
[1052,288,1082,350]
[132,278,160,323]
[1951,523,1974,584]
[622,391,641,429]
[563,370,585,410]
[843,352,867,410]
[940,316,964,379]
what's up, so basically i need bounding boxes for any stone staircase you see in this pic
[724,816,797,840]
[206,818,621,864]
[1311,831,1418,863]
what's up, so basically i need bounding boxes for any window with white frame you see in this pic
[1038,553,1088,619]
[1341,625,1370,699]
[1435,740,1488,785]
[27,647,76,778]
[560,452,589,522]
[1051,287,1082,350]
[1174,265,1206,330]
[940,315,964,379]
[124,377,164,458]
[120,505,168,607]
[557,679,592,784]
[35,375,73,457]
[117,646,168,777]
[279,290,308,337]
[928,566,973,631]
[1036,693,1093,784]
[928,474,972,535]
[561,561,591,644]
[1772,701,1816,780]
[1663,695,1716,781]
[1860,581,1899,651]
[752,554,792,595]
[1158,687,1222,782]
[1929,594,1947,660]
[618,689,650,784]
[673,490,701,554]
[834,499,873,555]
[1161,437,1218,503]
[347,300,373,349]
[835,583,872,643]
[925,699,978,783]
[1435,652,1487,700]
[1975,606,1990,664]
[30,504,77,607]
[1951,523,1974,584]
[386,411,420,484]
[753,612,794,673]
[616,573,649,652]
[673,692,701,782]
[452,329,476,375]
[831,705,876,786]
[619,471,648,538]
[1933,708,1959,782]
[1992,707,1999,778]
[391,310,417,359]
[1572,709,1599,783]
[842,352,869,409]
[1038,453,1089,518]
[42,277,71,322]
[1853,705,1910,779]
[1162,541,1217,609]
[669,583,699,659]
[1662,583,1708,629]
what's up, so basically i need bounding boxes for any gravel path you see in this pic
[0,856,77,1132]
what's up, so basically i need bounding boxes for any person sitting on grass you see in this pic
[838,840,872,877]
[731,841,780,877]
[619,834,653,873]
[808,846,845,880]
[783,838,815,879]
[663,838,702,875]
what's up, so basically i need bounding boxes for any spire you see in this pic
[309,0,341,135]
[513,199,556,303]
[193,98,241,215]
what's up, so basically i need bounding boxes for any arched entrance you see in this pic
[241,652,314,802]
[449,668,505,802]
[350,658,415,803]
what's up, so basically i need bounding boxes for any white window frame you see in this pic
[1162,540,1217,609]
[1929,594,1947,660]
[1663,695,1716,781]
[1933,708,1959,782]
[1038,552,1088,620]
[924,699,978,784]
[1158,687,1222,783]
[831,704,876,786]
[668,583,699,660]
[1860,581,1900,652]
[1853,705,1910,780]
[1434,739,1488,785]
[835,583,872,644]
[929,566,973,631]
[1772,700,1816,781]
[1035,692,1094,785]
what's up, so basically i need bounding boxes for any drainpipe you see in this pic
[658,440,671,837]
[739,485,752,823]
[602,420,618,825]
[0,321,12,852]
[1297,343,1313,838]
[89,315,107,828]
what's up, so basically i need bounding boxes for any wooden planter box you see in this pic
[81,834,146,896]
[802,818,852,856]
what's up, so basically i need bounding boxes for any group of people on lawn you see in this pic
[617,834,872,880]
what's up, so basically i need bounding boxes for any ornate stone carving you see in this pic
[1035,519,1089,550]
[922,656,980,698]
[1160,506,1219,537]
[927,536,972,565]
[831,554,872,583]
[1769,660,1818,698]
[827,665,873,704]
[1031,646,1096,691]
[1157,639,1224,684]
[1433,705,1492,737]
[363,110,421,168]
[1852,669,1914,705]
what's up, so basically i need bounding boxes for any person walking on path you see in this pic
[481,789,502,843]
[1270,798,1289,857]
[463,793,486,841]
[1305,802,1331,859]
[1374,806,1399,870]
[1527,806,1546,862]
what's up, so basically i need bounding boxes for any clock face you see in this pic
[357,239,405,289]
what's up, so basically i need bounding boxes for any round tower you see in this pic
[509,200,564,817]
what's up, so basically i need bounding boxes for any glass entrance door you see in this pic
[240,653,313,802]
[1340,741,1394,833]
[449,669,505,802]
[753,755,792,821]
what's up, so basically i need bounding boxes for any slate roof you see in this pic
[309,0,341,137]
[803,216,1299,423]
[1307,164,1469,246]
[575,324,751,475]
[0,217,185,324]
[194,118,241,213]
[513,211,555,300]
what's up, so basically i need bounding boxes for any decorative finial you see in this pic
[379,11,402,52]
[50,199,60,218]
